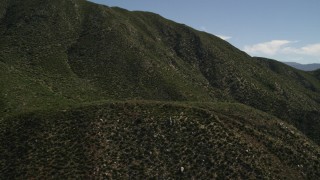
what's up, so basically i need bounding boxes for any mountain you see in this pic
[283,62,320,71]
[1,0,320,178]
[1,101,320,179]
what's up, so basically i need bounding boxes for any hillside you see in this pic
[1,101,320,179]
[1,0,320,143]
[1,0,320,178]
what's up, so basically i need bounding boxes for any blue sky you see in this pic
[90,0,320,64]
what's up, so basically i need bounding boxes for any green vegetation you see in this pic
[1,0,320,178]
[1,101,320,179]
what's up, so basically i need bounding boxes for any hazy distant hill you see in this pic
[1,0,320,178]
[284,62,320,71]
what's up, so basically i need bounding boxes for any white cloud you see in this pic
[283,43,320,57]
[199,26,207,32]
[216,35,232,40]
[244,40,320,57]
[243,40,320,64]
[198,26,232,40]
[243,40,292,55]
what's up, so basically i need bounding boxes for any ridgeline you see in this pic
[1,0,320,178]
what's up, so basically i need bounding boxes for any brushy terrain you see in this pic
[1,101,320,179]
[1,0,320,178]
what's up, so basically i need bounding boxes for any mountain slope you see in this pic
[1,0,320,143]
[1,101,319,179]
[1,0,320,178]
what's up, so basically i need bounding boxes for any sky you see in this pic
[90,0,320,64]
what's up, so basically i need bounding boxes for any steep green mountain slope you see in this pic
[1,0,320,143]
[314,69,320,80]
[1,101,320,179]
[1,0,320,178]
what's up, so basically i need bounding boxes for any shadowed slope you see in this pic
[1,101,319,179]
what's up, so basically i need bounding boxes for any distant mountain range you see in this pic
[283,62,320,71]
[1,0,320,178]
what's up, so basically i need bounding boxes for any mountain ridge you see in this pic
[1,0,320,148]
[283,61,320,71]
[1,0,320,147]
[1,0,320,178]
[1,100,320,179]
